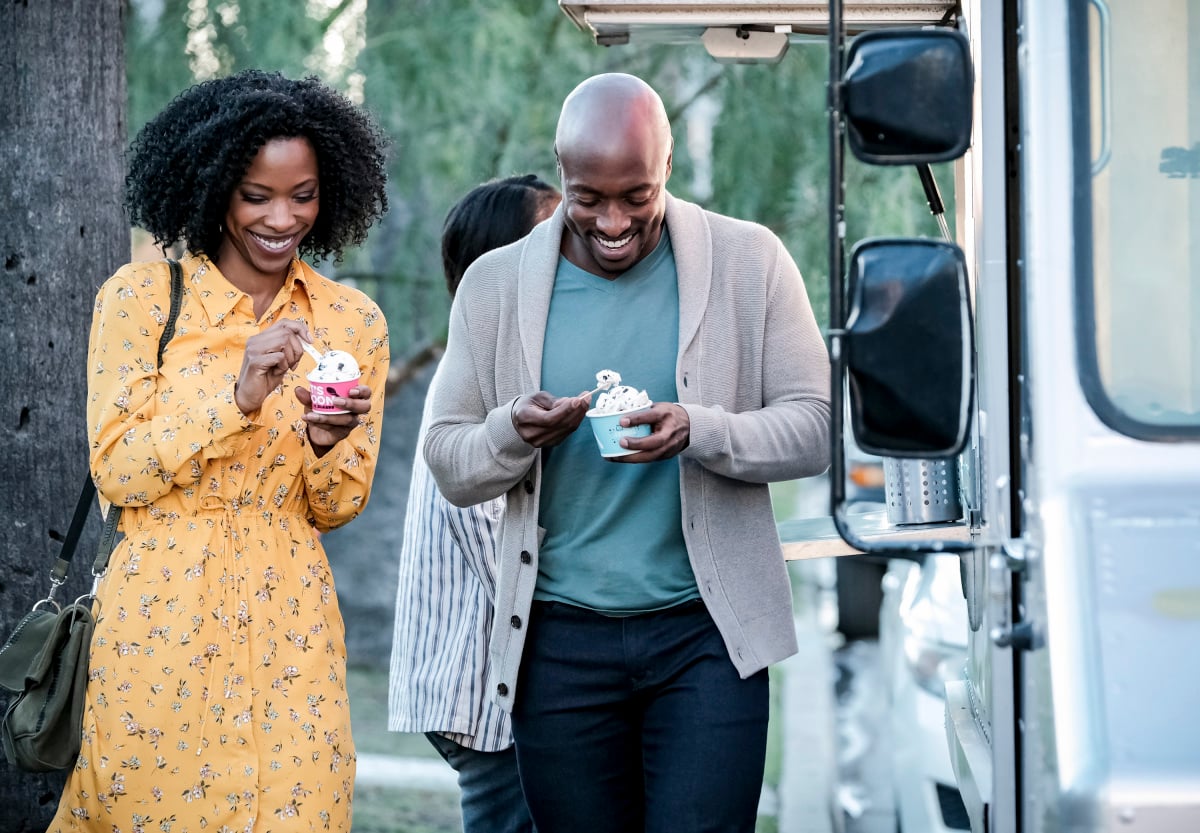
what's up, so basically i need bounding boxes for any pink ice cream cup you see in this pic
[307,375,359,414]
[306,349,360,414]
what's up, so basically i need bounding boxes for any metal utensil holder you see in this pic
[883,457,963,526]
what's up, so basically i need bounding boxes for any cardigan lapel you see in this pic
[515,208,564,391]
[666,194,712,359]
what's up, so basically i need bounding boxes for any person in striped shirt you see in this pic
[388,174,560,833]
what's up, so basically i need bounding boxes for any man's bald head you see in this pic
[555,73,673,167]
[553,74,674,279]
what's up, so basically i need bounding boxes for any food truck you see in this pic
[559,2,1200,831]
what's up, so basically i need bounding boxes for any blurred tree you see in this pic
[125,0,198,141]
[121,0,945,377]
[355,0,695,368]
[125,0,359,142]
[709,44,951,325]
[354,5,944,361]
[0,1,126,829]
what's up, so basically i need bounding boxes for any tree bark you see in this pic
[0,1,126,828]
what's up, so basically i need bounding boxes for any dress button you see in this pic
[497,683,509,697]
[510,615,522,629]
[520,550,532,564]
[524,479,534,494]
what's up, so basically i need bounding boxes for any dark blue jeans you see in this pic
[511,600,769,833]
[424,733,535,833]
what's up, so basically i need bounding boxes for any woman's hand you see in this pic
[235,319,312,415]
[295,384,373,456]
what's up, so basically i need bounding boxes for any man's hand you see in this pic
[610,402,691,463]
[511,391,589,448]
[296,384,373,457]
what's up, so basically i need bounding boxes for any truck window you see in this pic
[1076,0,1200,437]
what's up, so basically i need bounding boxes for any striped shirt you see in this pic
[387,367,511,751]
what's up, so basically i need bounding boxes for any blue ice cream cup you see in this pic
[585,404,652,458]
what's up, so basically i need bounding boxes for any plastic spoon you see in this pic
[301,341,324,364]
[579,376,619,400]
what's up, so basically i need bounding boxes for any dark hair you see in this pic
[441,174,560,296]
[125,69,389,262]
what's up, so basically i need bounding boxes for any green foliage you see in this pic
[355,0,692,356]
[125,0,200,141]
[125,1,948,361]
[708,45,952,327]
[709,49,830,321]
[126,0,343,137]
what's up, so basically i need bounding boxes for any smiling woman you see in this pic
[218,137,322,316]
[46,70,391,833]
[125,71,388,263]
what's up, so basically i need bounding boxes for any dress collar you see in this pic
[182,251,310,324]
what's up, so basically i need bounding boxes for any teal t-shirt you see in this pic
[535,231,698,613]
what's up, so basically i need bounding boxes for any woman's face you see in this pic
[217,136,319,283]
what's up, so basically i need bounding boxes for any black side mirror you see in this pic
[845,238,973,457]
[843,28,973,164]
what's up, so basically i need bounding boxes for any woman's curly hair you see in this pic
[125,69,389,262]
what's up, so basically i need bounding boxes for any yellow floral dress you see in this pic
[48,253,389,833]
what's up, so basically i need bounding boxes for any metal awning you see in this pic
[559,1,958,47]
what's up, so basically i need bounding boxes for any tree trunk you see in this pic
[0,1,126,828]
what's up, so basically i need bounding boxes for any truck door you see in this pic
[1016,1,1200,830]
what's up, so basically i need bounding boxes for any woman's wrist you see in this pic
[234,381,255,416]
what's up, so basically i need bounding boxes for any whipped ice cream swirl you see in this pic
[309,349,360,383]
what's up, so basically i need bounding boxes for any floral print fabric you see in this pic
[47,253,389,833]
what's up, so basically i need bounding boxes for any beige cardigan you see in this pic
[425,194,831,711]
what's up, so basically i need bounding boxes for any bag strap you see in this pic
[48,259,184,597]
[47,479,100,595]
[158,258,184,365]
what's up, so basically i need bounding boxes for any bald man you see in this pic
[425,73,831,833]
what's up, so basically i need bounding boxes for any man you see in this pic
[425,73,831,833]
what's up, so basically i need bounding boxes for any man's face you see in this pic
[558,133,671,279]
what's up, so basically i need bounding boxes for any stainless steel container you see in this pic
[883,457,963,526]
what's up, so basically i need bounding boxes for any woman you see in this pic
[49,70,390,832]
[388,175,560,833]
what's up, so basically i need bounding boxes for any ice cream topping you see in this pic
[590,369,651,415]
[594,369,621,391]
[309,349,360,383]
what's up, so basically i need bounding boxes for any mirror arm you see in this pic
[831,496,975,558]
[917,163,945,217]
[828,0,849,548]
[917,163,954,242]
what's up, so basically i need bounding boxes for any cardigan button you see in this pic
[497,683,509,697]
[510,615,522,629]
[520,550,532,564]
[524,479,534,494]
